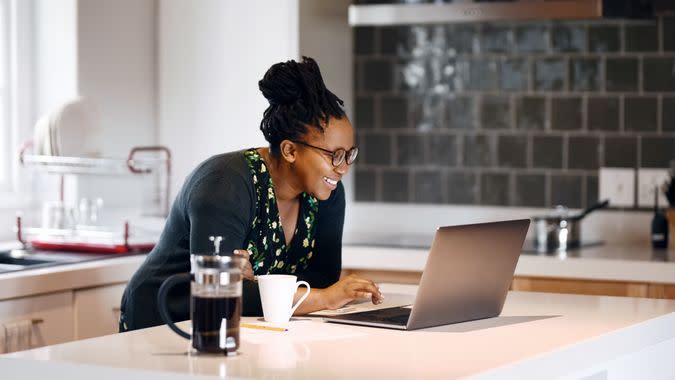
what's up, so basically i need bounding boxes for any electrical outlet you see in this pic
[637,168,670,208]
[599,168,635,207]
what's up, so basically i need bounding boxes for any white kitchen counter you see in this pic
[2,283,674,379]
[1,243,673,302]
[0,254,146,300]
[342,243,675,285]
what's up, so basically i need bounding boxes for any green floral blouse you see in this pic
[243,149,318,275]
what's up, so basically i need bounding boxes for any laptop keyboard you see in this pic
[341,306,412,325]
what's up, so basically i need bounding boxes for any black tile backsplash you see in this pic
[551,97,582,131]
[534,58,566,91]
[354,27,375,55]
[428,133,458,166]
[481,95,511,130]
[361,133,392,165]
[550,175,583,209]
[643,58,675,92]
[515,24,549,53]
[604,136,637,168]
[514,173,546,207]
[413,170,443,204]
[664,97,675,132]
[606,58,638,92]
[624,97,657,132]
[665,18,675,51]
[532,135,563,169]
[481,172,510,205]
[396,134,426,166]
[379,95,408,129]
[355,96,375,130]
[641,137,675,168]
[516,97,546,130]
[587,97,619,131]
[552,24,586,52]
[354,17,675,208]
[463,134,494,167]
[354,168,377,201]
[481,25,512,53]
[568,136,600,170]
[381,169,409,203]
[446,171,477,204]
[445,96,475,129]
[588,25,620,53]
[570,58,601,92]
[498,135,527,168]
[624,24,658,52]
[361,59,394,92]
[500,58,529,92]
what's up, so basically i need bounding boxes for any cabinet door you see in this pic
[0,291,74,353]
[73,283,126,340]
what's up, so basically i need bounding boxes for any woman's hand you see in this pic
[233,249,255,281]
[321,273,384,310]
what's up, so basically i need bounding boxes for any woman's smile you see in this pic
[322,176,339,190]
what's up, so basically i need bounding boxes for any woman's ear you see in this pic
[279,140,298,164]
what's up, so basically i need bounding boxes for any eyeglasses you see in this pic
[291,140,359,167]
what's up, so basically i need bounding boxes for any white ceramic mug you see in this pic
[257,275,310,324]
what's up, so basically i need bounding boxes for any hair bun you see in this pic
[258,60,307,106]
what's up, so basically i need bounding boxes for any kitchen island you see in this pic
[2,283,674,379]
[1,242,673,354]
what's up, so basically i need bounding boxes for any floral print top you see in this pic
[243,148,318,275]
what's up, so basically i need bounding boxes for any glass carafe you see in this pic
[158,237,245,355]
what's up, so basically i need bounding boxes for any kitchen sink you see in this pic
[0,255,55,266]
[0,249,109,274]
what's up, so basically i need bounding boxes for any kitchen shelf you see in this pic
[18,144,172,218]
[19,144,171,177]
[19,154,165,175]
[14,216,156,254]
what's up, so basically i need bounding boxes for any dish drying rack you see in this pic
[15,144,171,253]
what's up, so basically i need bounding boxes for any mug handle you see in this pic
[289,281,311,318]
[157,272,191,340]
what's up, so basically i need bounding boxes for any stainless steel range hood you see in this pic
[348,0,604,26]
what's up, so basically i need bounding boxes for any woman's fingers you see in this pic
[347,278,384,304]
[233,249,255,281]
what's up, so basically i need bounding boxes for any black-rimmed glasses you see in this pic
[291,140,359,167]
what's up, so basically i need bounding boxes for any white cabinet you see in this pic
[0,291,74,353]
[73,283,126,340]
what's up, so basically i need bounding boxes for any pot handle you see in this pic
[573,199,609,221]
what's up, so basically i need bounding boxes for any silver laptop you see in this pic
[324,219,530,330]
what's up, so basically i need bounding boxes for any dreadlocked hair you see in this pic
[258,56,345,157]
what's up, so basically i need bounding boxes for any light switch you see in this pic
[599,168,635,207]
[637,168,670,208]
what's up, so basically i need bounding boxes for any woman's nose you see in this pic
[334,161,349,175]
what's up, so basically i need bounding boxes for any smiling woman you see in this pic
[119,56,382,332]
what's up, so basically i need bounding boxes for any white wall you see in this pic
[74,0,158,213]
[158,0,299,194]
[0,0,158,240]
[77,0,156,157]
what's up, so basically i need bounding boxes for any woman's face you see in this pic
[293,117,355,201]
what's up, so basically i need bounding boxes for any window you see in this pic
[0,0,10,191]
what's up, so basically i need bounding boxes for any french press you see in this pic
[158,236,246,355]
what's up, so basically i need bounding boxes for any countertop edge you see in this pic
[341,245,675,285]
[0,255,146,300]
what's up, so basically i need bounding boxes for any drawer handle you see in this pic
[112,307,121,313]
[31,318,43,325]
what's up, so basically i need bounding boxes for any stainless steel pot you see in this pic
[532,200,609,252]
